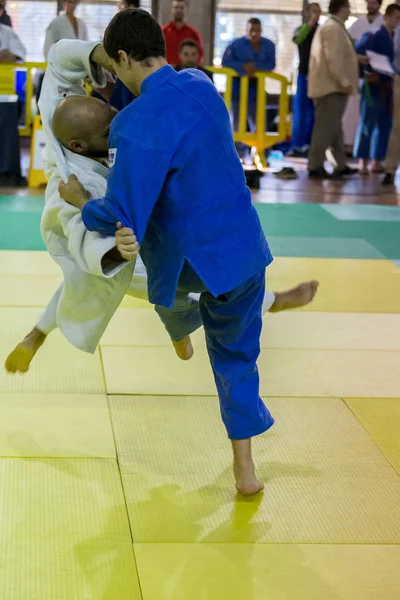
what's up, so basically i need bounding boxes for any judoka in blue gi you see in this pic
[354,3,400,174]
[58,8,274,496]
[222,18,276,159]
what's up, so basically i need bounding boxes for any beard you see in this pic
[88,147,109,158]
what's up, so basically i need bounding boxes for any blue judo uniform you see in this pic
[354,25,394,161]
[82,65,274,441]
[222,36,276,155]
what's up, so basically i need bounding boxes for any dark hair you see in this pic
[104,8,166,62]
[328,0,349,15]
[248,18,262,26]
[124,0,140,6]
[179,39,199,52]
[307,2,321,10]
[385,2,400,15]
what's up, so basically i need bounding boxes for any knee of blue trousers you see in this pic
[214,368,275,440]
[155,297,202,342]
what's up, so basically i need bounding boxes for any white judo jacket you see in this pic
[38,39,138,353]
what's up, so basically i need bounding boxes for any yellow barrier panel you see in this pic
[206,67,290,167]
[28,115,48,188]
[0,61,46,136]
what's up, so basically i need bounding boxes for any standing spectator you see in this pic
[290,2,321,157]
[343,0,384,149]
[162,0,203,66]
[307,0,359,178]
[0,22,26,62]
[118,0,140,8]
[44,0,88,60]
[222,18,275,159]
[382,15,400,184]
[176,39,213,81]
[353,3,400,174]
[0,0,12,27]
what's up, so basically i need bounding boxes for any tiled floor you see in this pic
[0,193,400,598]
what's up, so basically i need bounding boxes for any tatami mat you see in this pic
[268,257,400,313]
[0,251,58,276]
[0,542,141,600]
[0,394,115,458]
[0,309,105,394]
[101,308,400,351]
[0,275,62,307]
[345,397,400,475]
[110,395,400,543]
[135,543,400,600]
[0,458,131,544]
[101,346,400,397]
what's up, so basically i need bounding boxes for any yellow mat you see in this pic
[0,275,62,307]
[268,257,400,314]
[0,309,105,394]
[0,542,141,600]
[0,251,58,276]
[101,346,400,397]
[135,543,400,600]
[101,308,400,351]
[110,395,400,544]
[0,394,115,458]
[0,458,131,544]
[345,397,400,475]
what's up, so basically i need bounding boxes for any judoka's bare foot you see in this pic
[269,280,319,313]
[232,439,264,496]
[172,335,194,361]
[5,327,46,373]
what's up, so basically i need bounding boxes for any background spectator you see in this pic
[353,3,400,174]
[44,0,88,60]
[290,2,321,158]
[307,0,359,179]
[0,0,11,28]
[162,0,203,66]
[382,13,400,184]
[0,22,26,62]
[119,0,140,9]
[222,17,275,159]
[175,39,213,81]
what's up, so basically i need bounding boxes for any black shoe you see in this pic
[308,167,330,179]
[332,165,358,178]
[273,167,298,180]
[382,173,395,186]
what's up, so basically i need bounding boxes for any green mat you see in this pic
[1,195,400,260]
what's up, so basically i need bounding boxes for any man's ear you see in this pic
[69,138,87,154]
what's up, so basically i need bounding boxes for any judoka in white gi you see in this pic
[5,40,318,373]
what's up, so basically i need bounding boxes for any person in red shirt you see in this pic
[162,0,204,66]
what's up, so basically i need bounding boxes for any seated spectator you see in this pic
[162,0,203,66]
[290,3,321,157]
[0,0,12,27]
[44,0,88,60]
[0,23,26,62]
[222,17,276,159]
[353,3,400,175]
[176,40,213,81]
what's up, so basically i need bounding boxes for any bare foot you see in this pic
[172,335,194,361]
[5,327,46,373]
[269,280,319,313]
[234,458,264,496]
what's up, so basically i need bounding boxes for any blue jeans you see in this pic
[353,86,393,160]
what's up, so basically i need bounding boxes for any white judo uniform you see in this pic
[36,39,275,354]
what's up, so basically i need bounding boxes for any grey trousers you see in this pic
[308,93,348,172]
[385,75,400,174]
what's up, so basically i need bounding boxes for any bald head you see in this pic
[52,95,117,158]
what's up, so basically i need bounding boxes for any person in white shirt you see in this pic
[342,0,384,148]
[0,22,26,62]
[44,0,88,60]
[5,40,318,373]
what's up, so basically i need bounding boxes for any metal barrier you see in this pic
[207,67,290,167]
[0,62,46,136]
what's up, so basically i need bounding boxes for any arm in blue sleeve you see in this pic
[82,135,171,242]
[254,41,276,71]
[221,41,246,76]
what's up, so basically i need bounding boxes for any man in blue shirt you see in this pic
[354,3,400,174]
[222,18,276,159]
[59,9,274,496]
[383,16,400,184]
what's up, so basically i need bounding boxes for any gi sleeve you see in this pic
[82,133,172,242]
[222,40,246,76]
[7,28,26,61]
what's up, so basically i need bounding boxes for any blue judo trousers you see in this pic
[82,66,275,440]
